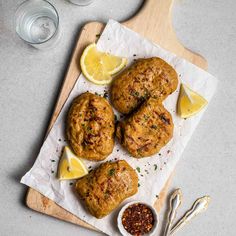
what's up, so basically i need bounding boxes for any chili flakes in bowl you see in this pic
[118,201,158,236]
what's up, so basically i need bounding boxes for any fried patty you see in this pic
[111,57,178,114]
[75,160,138,218]
[116,98,173,158]
[66,92,115,161]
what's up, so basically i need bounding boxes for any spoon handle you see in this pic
[163,189,183,236]
[170,195,211,235]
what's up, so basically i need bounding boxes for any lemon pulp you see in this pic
[57,146,88,180]
[80,43,127,85]
[177,83,208,118]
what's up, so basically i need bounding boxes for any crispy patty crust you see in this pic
[111,57,178,114]
[66,92,115,161]
[116,98,173,158]
[75,160,138,218]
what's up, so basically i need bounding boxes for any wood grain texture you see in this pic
[26,0,208,232]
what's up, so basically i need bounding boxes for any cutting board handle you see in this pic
[125,0,173,29]
[124,0,207,69]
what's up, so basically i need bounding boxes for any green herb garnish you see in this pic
[86,126,92,132]
[108,168,115,176]
[131,90,140,97]
[136,167,141,173]
[154,164,157,170]
[143,114,149,121]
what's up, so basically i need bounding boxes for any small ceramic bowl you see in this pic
[117,201,159,236]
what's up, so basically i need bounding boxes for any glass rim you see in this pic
[15,0,60,45]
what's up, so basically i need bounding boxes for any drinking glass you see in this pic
[15,0,60,49]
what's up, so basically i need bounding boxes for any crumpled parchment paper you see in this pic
[21,19,217,235]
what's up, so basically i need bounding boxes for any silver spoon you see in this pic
[170,195,211,235]
[163,189,183,236]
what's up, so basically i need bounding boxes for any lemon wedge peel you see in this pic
[57,146,88,180]
[80,43,127,85]
[177,83,208,118]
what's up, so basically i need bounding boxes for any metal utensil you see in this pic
[170,195,211,235]
[164,189,183,236]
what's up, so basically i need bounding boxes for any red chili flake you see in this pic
[122,203,154,235]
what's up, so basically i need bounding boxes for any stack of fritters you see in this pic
[111,57,178,158]
[67,57,178,218]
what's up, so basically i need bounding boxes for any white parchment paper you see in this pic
[21,20,217,235]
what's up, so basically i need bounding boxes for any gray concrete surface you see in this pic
[0,0,235,235]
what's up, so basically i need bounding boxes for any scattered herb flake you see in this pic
[51,170,54,174]
[51,159,55,162]
[143,114,149,121]
[154,164,157,170]
[131,90,140,97]
[137,149,142,156]
[138,183,140,187]
[108,168,115,176]
[136,167,141,173]
[95,34,101,38]
[69,182,73,186]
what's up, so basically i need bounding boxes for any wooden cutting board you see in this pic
[26,0,208,232]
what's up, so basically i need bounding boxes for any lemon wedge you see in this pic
[80,43,127,85]
[177,83,208,118]
[57,146,88,180]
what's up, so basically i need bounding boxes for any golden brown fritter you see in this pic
[111,57,178,114]
[75,160,138,218]
[116,98,173,158]
[66,92,115,161]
